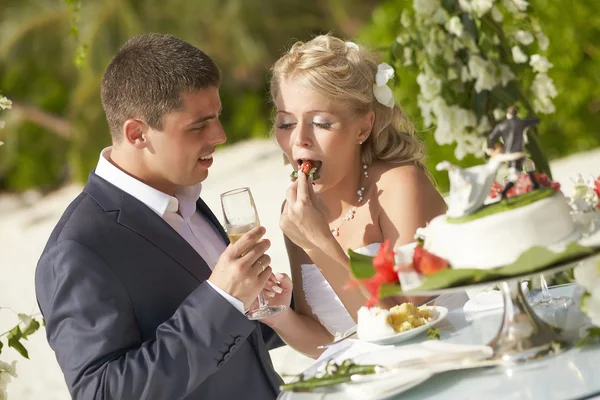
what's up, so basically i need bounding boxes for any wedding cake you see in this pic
[422,188,578,270]
[411,154,580,271]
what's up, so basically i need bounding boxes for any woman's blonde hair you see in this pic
[270,34,425,168]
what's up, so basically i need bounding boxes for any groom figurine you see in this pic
[486,105,540,199]
[35,33,288,399]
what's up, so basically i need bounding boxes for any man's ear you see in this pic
[123,119,150,149]
[357,111,375,144]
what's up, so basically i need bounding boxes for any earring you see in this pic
[358,140,363,145]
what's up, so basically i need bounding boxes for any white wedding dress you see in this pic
[301,243,381,336]
[301,242,468,336]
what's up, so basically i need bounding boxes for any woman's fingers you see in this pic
[296,171,311,203]
[286,180,298,208]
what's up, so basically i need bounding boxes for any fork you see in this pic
[317,325,358,349]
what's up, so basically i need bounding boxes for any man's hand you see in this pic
[208,226,273,310]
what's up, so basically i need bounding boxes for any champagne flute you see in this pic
[220,187,286,320]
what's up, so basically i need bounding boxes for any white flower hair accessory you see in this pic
[373,62,395,108]
[345,41,359,51]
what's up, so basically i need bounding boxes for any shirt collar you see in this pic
[94,147,202,218]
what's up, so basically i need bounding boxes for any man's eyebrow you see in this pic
[186,107,223,127]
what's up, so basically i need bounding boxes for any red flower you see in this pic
[372,240,397,282]
[594,176,600,208]
[346,239,398,308]
[412,246,449,276]
[488,172,560,199]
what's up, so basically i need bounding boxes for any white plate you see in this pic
[358,306,448,345]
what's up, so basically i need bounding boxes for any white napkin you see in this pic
[344,368,431,400]
[318,339,393,364]
[340,341,493,399]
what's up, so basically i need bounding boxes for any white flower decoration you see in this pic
[515,30,534,46]
[574,256,600,293]
[491,6,504,22]
[531,73,557,114]
[446,16,464,37]
[414,0,441,17]
[536,32,550,51]
[499,64,516,86]
[529,54,553,74]
[512,46,528,63]
[0,97,12,110]
[373,63,395,108]
[503,0,528,13]
[345,41,359,51]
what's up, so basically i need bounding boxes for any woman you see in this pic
[261,35,447,358]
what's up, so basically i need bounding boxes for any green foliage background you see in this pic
[0,0,597,193]
[359,0,600,191]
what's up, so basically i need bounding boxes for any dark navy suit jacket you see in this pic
[35,172,285,399]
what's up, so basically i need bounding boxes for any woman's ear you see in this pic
[357,111,375,144]
[123,118,150,149]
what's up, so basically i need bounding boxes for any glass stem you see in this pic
[257,291,268,308]
[540,274,552,301]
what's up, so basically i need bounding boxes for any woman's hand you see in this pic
[280,172,332,251]
[255,273,294,328]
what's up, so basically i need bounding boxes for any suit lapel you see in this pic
[117,193,212,283]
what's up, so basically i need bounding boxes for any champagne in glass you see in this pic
[220,187,285,320]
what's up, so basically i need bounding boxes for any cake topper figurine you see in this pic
[486,106,540,199]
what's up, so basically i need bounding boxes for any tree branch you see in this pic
[10,101,72,139]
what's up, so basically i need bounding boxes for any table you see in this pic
[279,284,600,400]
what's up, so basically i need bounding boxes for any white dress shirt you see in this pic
[94,147,245,314]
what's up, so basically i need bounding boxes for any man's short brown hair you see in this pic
[100,33,220,142]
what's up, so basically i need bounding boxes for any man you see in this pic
[35,33,290,399]
[486,105,540,199]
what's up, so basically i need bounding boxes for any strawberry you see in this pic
[412,246,449,276]
[300,160,314,176]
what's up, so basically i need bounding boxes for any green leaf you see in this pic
[8,325,22,341]
[7,326,29,359]
[348,249,376,279]
[8,338,29,359]
[427,327,441,340]
[494,242,593,276]
[312,173,320,180]
[406,268,489,292]
[379,283,402,298]
[0,340,3,355]
[447,188,556,223]
[22,318,41,337]
[404,242,594,293]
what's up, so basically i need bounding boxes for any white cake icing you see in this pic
[423,192,579,269]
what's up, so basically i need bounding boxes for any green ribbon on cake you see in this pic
[349,242,597,296]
